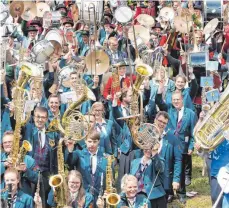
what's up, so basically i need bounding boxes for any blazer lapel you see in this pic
[179,108,187,132]
[160,139,168,159]
[171,108,178,129]
[131,159,141,175]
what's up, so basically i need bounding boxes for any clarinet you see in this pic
[7,184,12,208]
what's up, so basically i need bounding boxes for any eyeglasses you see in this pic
[157,119,168,125]
[34,115,47,120]
[93,109,103,112]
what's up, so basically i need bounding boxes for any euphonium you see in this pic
[194,85,229,151]
[49,138,68,208]
[106,155,120,207]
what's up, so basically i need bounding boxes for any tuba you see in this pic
[10,62,41,166]
[194,85,229,151]
[105,155,120,207]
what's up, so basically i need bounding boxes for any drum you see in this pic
[58,66,75,88]
[114,5,133,23]
[31,40,54,64]
[45,29,63,46]
[189,51,209,68]
[76,0,104,23]
[204,0,222,21]
[51,11,62,28]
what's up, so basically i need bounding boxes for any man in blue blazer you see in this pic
[23,106,59,207]
[155,111,182,203]
[155,90,197,204]
[1,131,38,196]
[65,130,108,206]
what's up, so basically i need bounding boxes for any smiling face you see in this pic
[34,110,48,130]
[48,97,60,114]
[68,175,81,193]
[4,172,19,193]
[125,179,138,199]
[92,104,104,121]
[175,77,186,90]
[172,93,183,110]
[154,115,168,134]
[143,149,152,159]
[2,134,13,153]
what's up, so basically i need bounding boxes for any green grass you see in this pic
[168,154,212,208]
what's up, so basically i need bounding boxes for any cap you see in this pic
[63,17,74,26]
[30,19,42,27]
[27,26,38,32]
[152,22,163,29]
[81,30,89,36]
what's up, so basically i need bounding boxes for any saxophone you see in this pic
[106,155,120,207]
[49,138,68,208]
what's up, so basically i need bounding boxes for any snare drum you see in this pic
[114,5,133,23]
[77,0,104,23]
[189,51,209,68]
[31,40,54,64]
[204,0,223,21]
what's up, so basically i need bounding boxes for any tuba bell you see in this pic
[17,140,32,164]
[194,85,229,151]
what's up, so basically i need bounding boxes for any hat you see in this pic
[110,24,115,29]
[81,30,89,36]
[30,20,42,27]
[104,12,113,20]
[193,2,202,10]
[114,60,129,68]
[27,26,38,32]
[104,18,111,25]
[56,3,67,12]
[152,22,163,29]
[63,17,74,26]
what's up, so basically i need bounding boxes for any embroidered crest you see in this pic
[49,139,55,147]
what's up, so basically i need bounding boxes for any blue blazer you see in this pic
[117,193,151,208]
[47,188,93,207]
[159,131,182,191]
[1,189,34,208]
[130,156,165,200]
[66,148,107,197]
[165,78,198,112]
[156,94,197,154]
[1,153,38,196]
[112,105,134,154]
[24,123,59,174]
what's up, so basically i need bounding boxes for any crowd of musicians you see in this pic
[1,0,229,208]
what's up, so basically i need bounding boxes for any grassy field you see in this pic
[168,154,212,208]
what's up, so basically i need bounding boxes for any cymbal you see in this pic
[159,7,174,21]
[137,14,155,28]
[36,2,50,18]
[174,17,191,34]
[85,50,110,75]
[203,18,219,35]
[21,2,37,21]
[9,1,24,18]
[179,8,192,22]
[128,25,150,44]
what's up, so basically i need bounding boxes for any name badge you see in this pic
[185,136,189,143]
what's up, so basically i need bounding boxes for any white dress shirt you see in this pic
[89,150,98,175]
[177,106,184,123]
[38,128,46,148]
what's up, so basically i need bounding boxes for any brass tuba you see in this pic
[194,85,229,151]
[10,62,41,166]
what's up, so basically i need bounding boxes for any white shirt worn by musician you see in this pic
[89,149,98,175]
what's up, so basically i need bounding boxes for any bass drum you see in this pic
[76,0,104,23]
[204,0,223,21]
